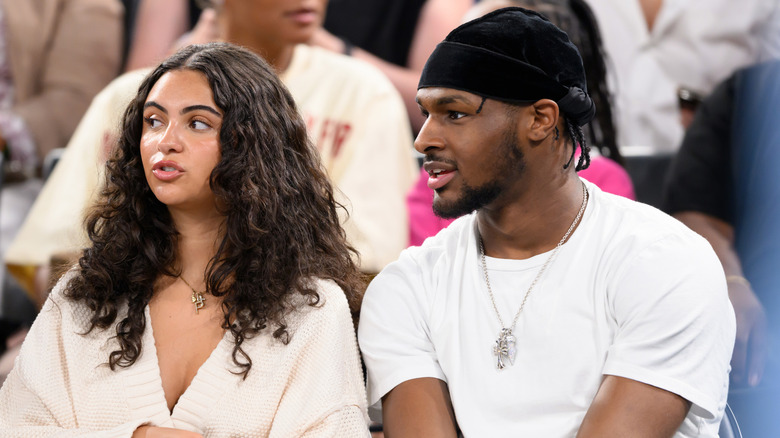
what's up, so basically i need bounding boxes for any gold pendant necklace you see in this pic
[180,276,206,314]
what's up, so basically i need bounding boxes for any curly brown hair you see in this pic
[65,42,364,377]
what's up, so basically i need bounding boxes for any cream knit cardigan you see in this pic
[0,274,369,437]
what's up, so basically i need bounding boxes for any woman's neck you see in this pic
[170,208,225,285]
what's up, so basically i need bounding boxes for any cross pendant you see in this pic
[492,328,517,370]
[192,292,206,314]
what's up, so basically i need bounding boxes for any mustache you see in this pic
[423,154,457,166]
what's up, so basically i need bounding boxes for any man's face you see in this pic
[415,88,527,218]
[224,0,328,45]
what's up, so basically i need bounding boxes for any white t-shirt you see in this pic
[358,180,735,437]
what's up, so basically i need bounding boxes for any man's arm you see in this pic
[382,378,458,438]
[674,211,768,386]
[577,376,690,437]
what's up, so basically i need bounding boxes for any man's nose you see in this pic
[414,118,446,154]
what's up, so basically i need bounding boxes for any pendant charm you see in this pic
[493,328,517,369]
[192,292,206,314]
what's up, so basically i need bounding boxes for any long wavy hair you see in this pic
[65,43,364,377]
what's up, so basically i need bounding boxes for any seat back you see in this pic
[719,403,742,438]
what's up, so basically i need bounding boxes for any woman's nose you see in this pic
[157,123,184,153]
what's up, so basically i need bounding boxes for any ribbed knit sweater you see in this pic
[0,275,369,437]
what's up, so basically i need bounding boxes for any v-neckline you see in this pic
[119,305,235,431]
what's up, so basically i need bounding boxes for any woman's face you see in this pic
[140,69,223,214]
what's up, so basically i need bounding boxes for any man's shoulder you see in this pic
[363,215,473,312]
[590,185,718,271]
[596,185,705,242]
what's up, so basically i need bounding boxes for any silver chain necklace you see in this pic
[479,182,588,369]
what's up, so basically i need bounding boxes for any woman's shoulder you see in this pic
[44,269,86,322]
[285,278,353,334]
[44,268,121,336]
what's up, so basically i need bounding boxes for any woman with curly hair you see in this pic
[0,42,369,437]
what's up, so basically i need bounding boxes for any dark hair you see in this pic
[66,42,364,377]
[506,0,623,167]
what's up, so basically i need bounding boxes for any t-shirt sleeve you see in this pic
[358,254,447,407]
[662,74,735,222]
[602,233,736,419]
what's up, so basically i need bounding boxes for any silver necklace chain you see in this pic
[479,182,588,369]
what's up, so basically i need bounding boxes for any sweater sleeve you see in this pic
[0,288,147,437]
[268,280,369,438]
[299,405,369,437]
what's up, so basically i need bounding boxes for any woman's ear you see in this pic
[527,99,560,142]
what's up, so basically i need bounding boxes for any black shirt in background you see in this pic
[323,0,427,67]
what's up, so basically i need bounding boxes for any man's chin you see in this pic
[432,199,473,219]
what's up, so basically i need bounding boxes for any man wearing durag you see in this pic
[358,7,735,437]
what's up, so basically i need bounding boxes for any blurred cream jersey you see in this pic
[6,44,417,292]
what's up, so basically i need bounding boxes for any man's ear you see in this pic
[527,99,560,142]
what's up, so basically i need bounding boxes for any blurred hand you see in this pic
[728,278,768,387]
[132,426,203,438]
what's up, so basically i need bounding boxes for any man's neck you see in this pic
[477,176,586,260]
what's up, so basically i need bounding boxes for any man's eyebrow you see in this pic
[418,94,475,107]
[434,95,473,106]
[143,101,166,113]
[182,104,222,117]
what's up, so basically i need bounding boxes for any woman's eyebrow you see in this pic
[143,101,166,113]
[181,104,221,117]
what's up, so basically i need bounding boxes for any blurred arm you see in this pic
[674,211,767,386]
[124,0,190,71]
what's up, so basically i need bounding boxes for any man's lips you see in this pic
[151,160,183,181]
[423,161,457,190]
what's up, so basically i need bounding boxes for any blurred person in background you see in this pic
[310,0,473,133]
[0,0,122,375]
[664,59,780,437]
[125,0,474,134]
[584,0,780,154]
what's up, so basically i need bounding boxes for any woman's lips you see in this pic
[151,160,183,181]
